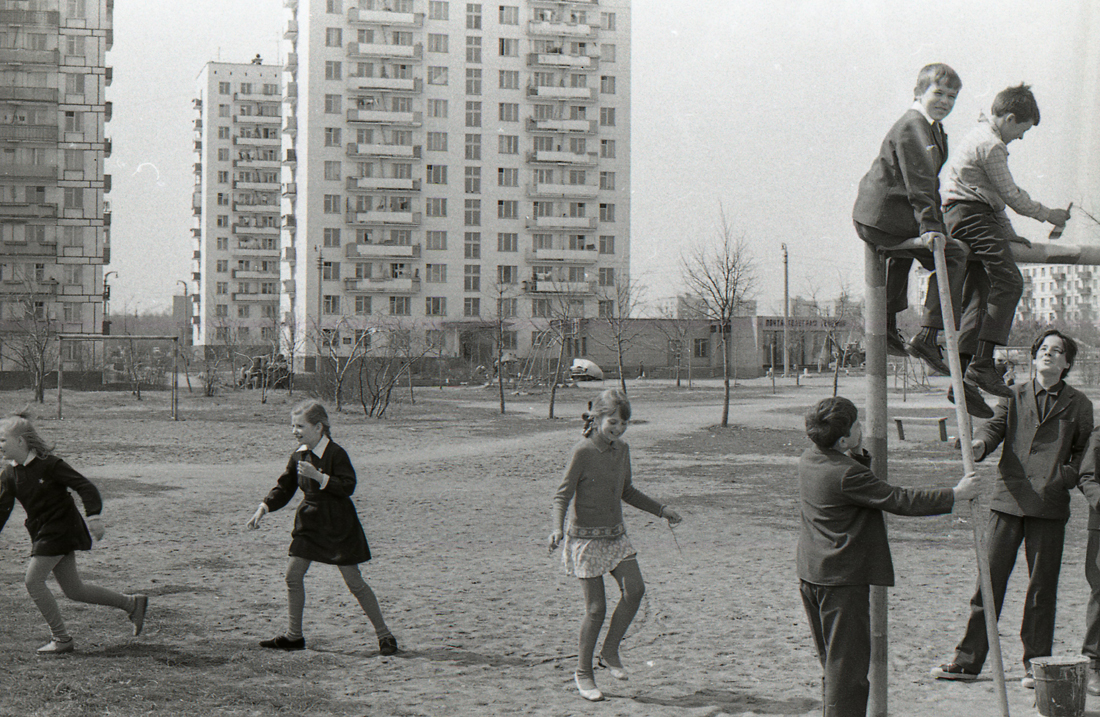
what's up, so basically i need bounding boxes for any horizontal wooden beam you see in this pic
[878,237,1100,266]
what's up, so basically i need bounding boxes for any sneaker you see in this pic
[378,634,398,656]
[948,381,995,419]
[1021,668,1035,689]
[128,595,148,637]
[37,639,75,655]
[260,635,306,651]
[907,336,951,375]
[930,662,979,681]
[966,358,1014,398]
[886,329,908,357]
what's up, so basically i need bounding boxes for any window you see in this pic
[599,235,615,254]
[325,94,342,114]
[426,165,448,184]
[217,170,229,183]
[499,38,518,56]
[426,197,447,217]
[499,5,518,24]
[425,297,447,316]
[498,200,517,219]
[427,99,448,118]
[325,61,343,80]
[322,261,341,281]
[533,104,554,120]
[466,36,482,63]
[218,148,230,161]
[569,137,587,154]
[600,76,617,94]
[65,74,85,95]
[392,96,413,112]
[499,103,518,122]
[324,194,341,213]
[532,298,552,317]
[465,166,481,193]
[465,101,482,127]
[600,172,615,190]
[602,44,616,62]
[598,267,615,286]
[464,297,481,317]
[599,203,615,222]
[64,187,83,208]
[498,232,517,252]
[217,126,231,139]
[429,0,449,20]
[217,81,230,95]
[428,34,449,53]
[324,161,342,180]
[326,0,343,12]
[425,264,447,283]
[532,201,553,218]
[216,282,229,295]
[427,66,448,85]
[497,265,517,284]
[325,127,342,146]
[464,232,481,258]
[354,296,371,315]
[326,28,343,47]
[426,132,448,151]
[217,237,229,250]
[568,170,586,186]
[694,338,709,359]
[216,192,229,206]
[323,228,341,247]
[466,3,482,29]
[466,68,482,95]
[499,70,519,90]
[64,111,83,132]
[600,107,616,127]
[465,134,482,160]
[390,296,411,316]
[464,265,481,292]
[600,139,616,158]
[498,167,517,186]
[598,300,615,318]
[218,104,230,118]
[238,305,251,319]
[601,12,616,30]
[426,230,447,250]
[465,199,481,225]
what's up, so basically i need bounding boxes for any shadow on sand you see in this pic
[633,688,818,714]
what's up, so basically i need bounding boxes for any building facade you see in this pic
[281,0,629,372]
[191,59,283,352]
[0,0,112,368]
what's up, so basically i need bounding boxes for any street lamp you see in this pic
[176,279,188,297]
[102,271,117,335]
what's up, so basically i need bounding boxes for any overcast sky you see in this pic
[106,0,1097,315]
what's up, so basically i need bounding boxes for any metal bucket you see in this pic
[1031,655,1090,717]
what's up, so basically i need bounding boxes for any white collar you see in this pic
[911,100,936,125]
[9,449,38,467]
[298,435,329,458]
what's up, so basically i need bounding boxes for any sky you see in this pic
[106,0,1097,316]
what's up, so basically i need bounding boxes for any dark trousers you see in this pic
[853,221,965,330]
[946,202,1024,349]
[953,511,1066,671]
[801,581,870,717]
[1082,530,1100,665]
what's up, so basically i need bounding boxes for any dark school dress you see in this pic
[262,440,371,565]
[0,455,102,556]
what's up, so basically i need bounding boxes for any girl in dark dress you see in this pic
[247,400,397,655]
[0,414,147,654]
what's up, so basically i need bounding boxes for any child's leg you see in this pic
[337,564,392,638]
[285,557,311,639]
[600,557,645,666]
[51,552,136,613]
[25,554,70,641]
[577,576,607,679]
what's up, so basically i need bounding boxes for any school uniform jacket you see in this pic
[975,380,1093,520]
[797,444,955,587]
[263,438,371,565]
[1073,429,1100,529]
[852,108,948,238]
[0,454,101,556]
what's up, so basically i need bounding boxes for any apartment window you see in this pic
[427,99,448,118]
[599,203,615,222]
[427,66,448,85]
[216,126,231,140]
[499,5,518,23]
[216,192,229,206]
[426,230,447,250]
[466,36,482,63]
[428,34,449,53]
[426,165,448,184]
[568,266,586,282]
[599,235,615,254]
[600,172,615,190]
[216,170,229,183]
[464,265,481,292]
[465,133,482,160]
[217,237,229,250]
[466,3,482,29]
[532,201,553,218]
[216,215,229,227]
[390,296,411,316]
[497,265,517,284]
[499,304,518,323]
[324,195,341,213]
[426,132,448,151]
[499,38,518,56]
[569,137,587,154]
[237,305,251,319]
[464,297,481,317]
[324,161,342,180]
[218,104,230,118]
[464,232,481,258]
[426,197,447,217]
[600,76,616,94]
[324,127,342,146]
[568,170,586,186]
[216,282,229,295]
[218,148,230,161]
[323,228,341,247]
[600,139,616,158]
[532,136,554,152]
[425,264,447,283]
[64,187,83,208]
[568,202,586,218]
[598,267,615,286]
[429,0,449,19]
[498,232,517,252]
[601,12,616,30]
[216,81,231,95]
[498,200,517,219]
[532,299,551,317]
[498,103,518,122]
[425,297,447,316]
[322,261,341,281]
[65,74,85,95]
[325,61,342,80]
[324,94,342,114]
[326,28,343,47]
[465,166,481,194]
[465,101,481,127]
[694,338,709,359]
[64,111,83,132]
[354,296,371,315]
[599,300,614,318]
[465,68,482,96]
[321,295,340,315]
[326,0,343,11]
[600,107,616,127]
[264,83,278,95]
[602,44,616,62]
[498,167,518,186]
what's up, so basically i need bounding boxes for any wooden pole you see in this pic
[864,245,889,716]
[932,236,1011,717]
[56,338,63,420]
[172,337,179,421]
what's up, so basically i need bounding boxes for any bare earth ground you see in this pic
[1,374,1099,716]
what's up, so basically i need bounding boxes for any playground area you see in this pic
[1,375,1100,715]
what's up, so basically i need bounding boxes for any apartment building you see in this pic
[0,0,112,368]
[282,0,629,371]
[191,59,283,351]
[1017,264,1097,326]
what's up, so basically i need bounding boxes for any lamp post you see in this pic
[102,270,117,335]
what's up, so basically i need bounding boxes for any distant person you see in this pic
[549,389,682,702]
[852,63,968,387]
[1072,428,1100,696]
[0,414,148,654]
[933,330,1092,689]
[247,400,397,656]
[941,84,1072,400]
[798,396,977,717]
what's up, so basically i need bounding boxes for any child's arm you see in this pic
[548,445,584,551]
[842,462,968,515]
[297,448,357,497]
[247,456,299,529]
[895,118,947,239]
[620,445,682,525]
[1062,402,1094,489]
[53,458,103,518]
[972,394,1010,459]
[982,144,1068,225]
[0,471,14,535]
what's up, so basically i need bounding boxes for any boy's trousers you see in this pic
[800,580,870,717]
[1083,530,1100,667]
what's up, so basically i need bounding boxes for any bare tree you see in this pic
[680,209,757,426]
[655,303,693,388]
[4,270,59,403]
[355,318,432,418]
[309,315,375,412]
[594,279,645,394]
[531,271,588,419]
[482,279,524,414]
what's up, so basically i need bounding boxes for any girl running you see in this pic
[247,400,397,655]
[549,389,682,701]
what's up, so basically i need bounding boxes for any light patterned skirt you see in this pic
[562,530,636,579]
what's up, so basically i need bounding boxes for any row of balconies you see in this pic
[347,42,423,61]
[0,48,59,65]
[0,124,59,142]
[528,20,599,38]
[348,7,424,27]
[233,223,279,235]
[0,10,60,25]
[348,210,422,226]
[526,149,599,166]
[526,181,599,198]
[231,269,279,279]
[343,276,420,294]
[0,87,57,103]
[232,292,279,303]
[526,215,598,230]
[345,242,421,259]
[0,163,58,179]
[347,76,422,93]
[346,176,421,192]
[526,117,598,134]
[347,108,422,126]
[0,202,58,218]
[346,142,421,159]
[527,52,599,71]
[234,114,280,125]
[526,85,597,102]
[233,135,281,146]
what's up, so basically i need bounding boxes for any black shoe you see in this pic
[886,329,908,357]
[966,358,1014,398]
[930,662,979,681]
[378,634,398,656]
[260,635,305,651]
[906,336,951,375]
[948,381,995,419]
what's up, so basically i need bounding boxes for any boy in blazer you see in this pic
[799,396,978,717]
[933,330,1093,688]
[1070,429,1100,695]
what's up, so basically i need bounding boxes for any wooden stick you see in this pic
[932,235,1011,717]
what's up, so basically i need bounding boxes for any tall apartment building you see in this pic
[191,59,283,350]
[281,0,629,371]
[1017,265,1097,327]
[0,0,112,367]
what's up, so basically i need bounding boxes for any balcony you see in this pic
[233,292,278,303]
[0,48,59,65]
[344,276,420,293]
[232,224,280,236]
[283,279,295,294]
[282,182,297,196]
[0,87,57,103]
[346,142,421,159]
[0,163,57,179]
[104,138,112,156]
[193,162,201,174]
[0,9,60,25]
[528,247,600,264]
[346,41,422,60]
[349,210,421,226]
[526,85,596,102]
[526,278,597,295]
[191,227,201,238]
[282,214,296,228]
[235,113,281,124]
[105,101,112,122]
[284,19,298,40]
[104,66,112,86]
[234,180,276,191]
[192,250,201,260]
[284,148,297,166]
[232,158,281,169]
[285,53,297,72]
[346,176,421,192]
[282,116,297,135]
[284,0,297,8]
[527,52,598,70]
[234,135,281,147]
[527,20,598,38]
[284,82,297,103]
[526,150,599,166]
[193,97,202,110]
[526,181,598,198]
[233,243,280,257]
[232,269,279,279]
[0,202,58,218]
[345,242,421,259]
[525,215,597,230]
[348,76,421,93]
[233,203,279,214]
[283,247,296,262]
[103,174,111,192]
[348,7,424,26]
[347,108,422,126]
[526,117,597,134]
[193,139,202,152]
[0,124,57,142]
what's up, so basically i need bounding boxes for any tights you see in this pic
[577,556,645,678]
[284,556,390,639]
[25,552,134,641]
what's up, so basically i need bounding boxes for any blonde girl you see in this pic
[549,389,682,701]
[247,400,397,655]
[0,414,147,654]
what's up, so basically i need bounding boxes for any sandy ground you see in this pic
[0,375,1099,716]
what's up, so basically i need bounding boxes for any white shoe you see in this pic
[574,672,604,701]
[598,654,628,681]
[37,639,74,655]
